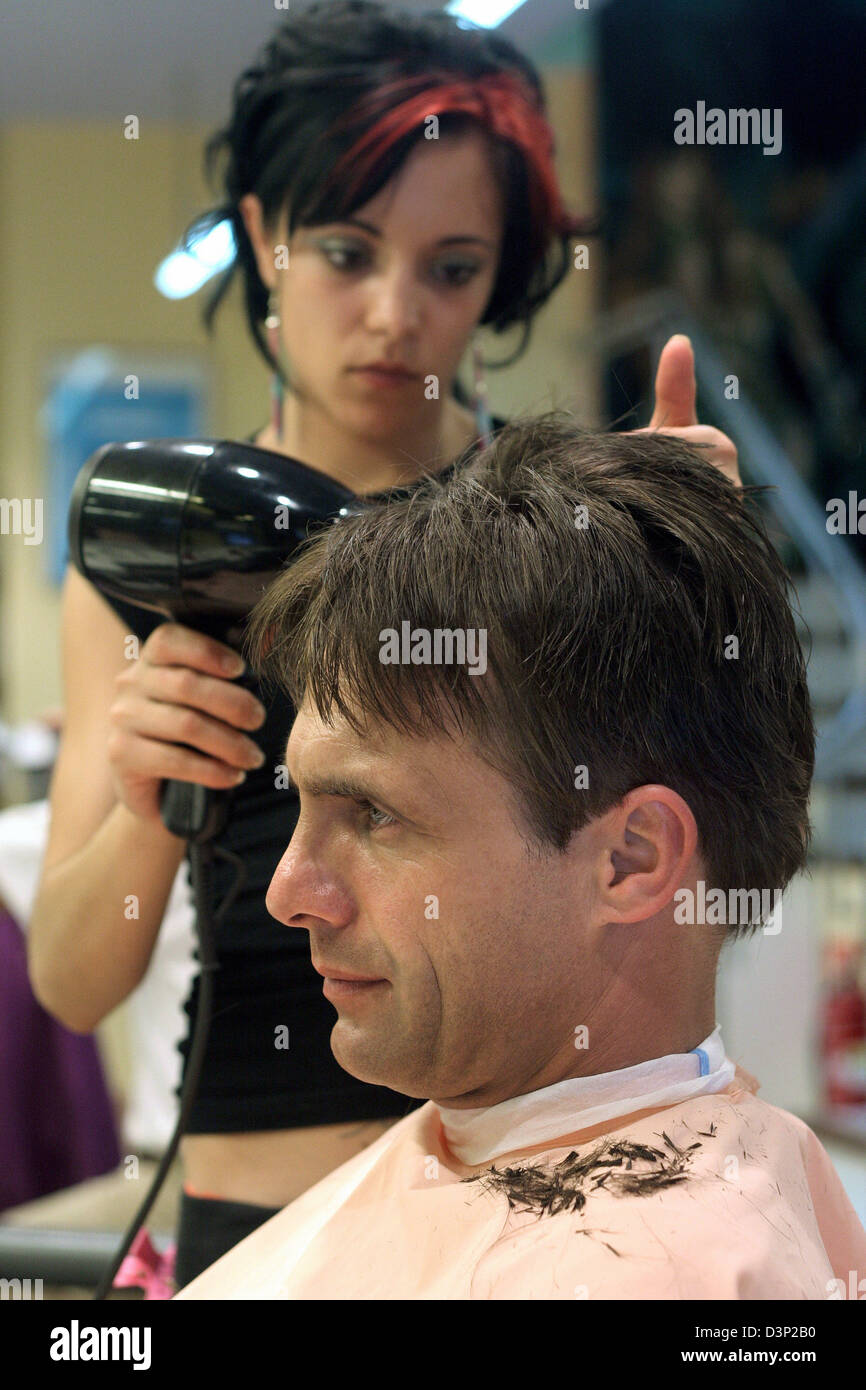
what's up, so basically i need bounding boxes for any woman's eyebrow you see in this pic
[327,217,496,249]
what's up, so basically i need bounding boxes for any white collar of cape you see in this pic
[436,1026,736,1165]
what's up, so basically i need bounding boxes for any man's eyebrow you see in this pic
[283,767,418,821]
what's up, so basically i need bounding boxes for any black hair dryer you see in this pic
[67,438,361,841]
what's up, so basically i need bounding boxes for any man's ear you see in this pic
[238,192,278,294]
[595,785,698,924]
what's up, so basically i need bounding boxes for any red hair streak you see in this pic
[321,71,584,261]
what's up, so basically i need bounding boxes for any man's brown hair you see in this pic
[243,414,814,931]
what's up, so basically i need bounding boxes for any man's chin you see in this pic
[329,1025,430,1099]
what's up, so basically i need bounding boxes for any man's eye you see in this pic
[356,798,396,831]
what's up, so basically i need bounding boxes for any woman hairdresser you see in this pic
[27,0,737,1289]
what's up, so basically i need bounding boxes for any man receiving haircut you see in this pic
[176,416,866,1300]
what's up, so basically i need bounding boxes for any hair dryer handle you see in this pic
[160,779,232,842]
[159,666,259,842]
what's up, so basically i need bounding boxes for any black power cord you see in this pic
[92,837,246,1300]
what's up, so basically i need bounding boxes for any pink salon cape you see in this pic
[175,1061,866,1300]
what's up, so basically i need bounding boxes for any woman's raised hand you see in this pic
[631,333,741,487]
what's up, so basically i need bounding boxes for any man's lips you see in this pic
[312,963,385,983]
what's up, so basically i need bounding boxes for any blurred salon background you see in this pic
[0,0,864,1292]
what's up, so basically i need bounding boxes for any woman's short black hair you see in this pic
[185,0,590,380]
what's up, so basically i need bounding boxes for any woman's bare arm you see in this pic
[27,566,266,1032]
[27,568,189,1031]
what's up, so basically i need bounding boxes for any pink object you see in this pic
[821,941,866,1107]
[175,1066,866,1300]
[114,1228,176,1300]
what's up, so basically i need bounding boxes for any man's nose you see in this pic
[265,841,354,931]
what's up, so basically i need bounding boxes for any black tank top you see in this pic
[99,417,506,1131]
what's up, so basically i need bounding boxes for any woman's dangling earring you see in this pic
[471,331,493,449]
[265,291,284,444]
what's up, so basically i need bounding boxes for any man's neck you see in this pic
[434,1005,719,1113]
[557,1011,719,1087]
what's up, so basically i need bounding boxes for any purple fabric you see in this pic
[0,907,121,1213]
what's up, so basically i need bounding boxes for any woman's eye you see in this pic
[433,260,481,287]
[317,240,480,286]
[319,241,368,271]
[356,799,396,831]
